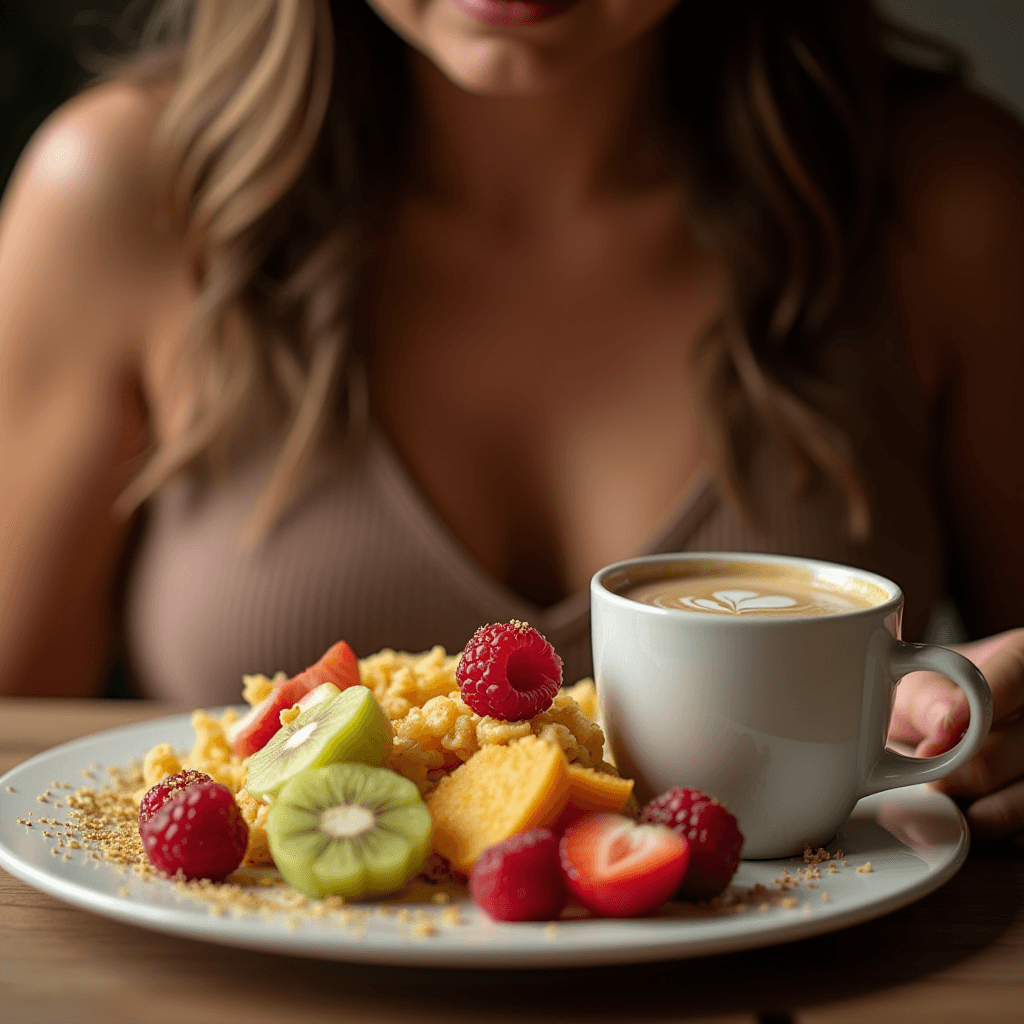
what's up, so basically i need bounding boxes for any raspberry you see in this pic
[457,621,562,721]
[139,780,249,881]
[138,770,213,826]
[469,829,567,921]
[640,787,744,899]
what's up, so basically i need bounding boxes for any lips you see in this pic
[450,0,582,28]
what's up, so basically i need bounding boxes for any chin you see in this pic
[367,0,682,97]
[423,35,588,96]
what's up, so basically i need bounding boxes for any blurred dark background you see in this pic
[1,1,1023,194]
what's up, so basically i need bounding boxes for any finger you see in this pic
[889,670,965,749]
[932,714,1024,799]
[967,628,1024,724]
[965,776,1024,841]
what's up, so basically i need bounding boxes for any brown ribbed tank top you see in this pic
[124,284,945,703]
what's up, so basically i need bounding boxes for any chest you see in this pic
[359,195,729,603]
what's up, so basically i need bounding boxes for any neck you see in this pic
[407,32,675,225]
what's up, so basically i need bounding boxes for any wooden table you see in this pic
[2,698,1021,1024]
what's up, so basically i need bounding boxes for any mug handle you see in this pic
[863,641,993,796]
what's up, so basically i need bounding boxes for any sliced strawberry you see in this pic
[293,640,361,693]
[228,641,360,758]
[558,812,690,918]
[227,676,318,758]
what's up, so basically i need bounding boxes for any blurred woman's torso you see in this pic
[125,178,944,701]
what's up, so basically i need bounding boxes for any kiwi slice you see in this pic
[245,685,392,801]
[267,763,433,899]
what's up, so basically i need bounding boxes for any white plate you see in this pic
[0,711,969,969]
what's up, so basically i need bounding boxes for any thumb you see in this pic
[889,670,968,756]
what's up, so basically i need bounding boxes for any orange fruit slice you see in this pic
[426,736,569,875]
[566,764,634,813]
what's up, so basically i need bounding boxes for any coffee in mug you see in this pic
[621,560,886,618]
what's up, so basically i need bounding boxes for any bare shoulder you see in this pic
[0,79,185,329]
[6,78,168,229]
[889,86,1024,399]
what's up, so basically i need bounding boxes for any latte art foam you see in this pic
[623,573,882,617]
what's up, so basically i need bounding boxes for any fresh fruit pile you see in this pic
[466,794,741,922]
[135,623,745,917]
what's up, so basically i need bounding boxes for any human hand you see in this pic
[889,628,1024,849]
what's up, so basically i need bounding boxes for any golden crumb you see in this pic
[279,703,302,727]
[803,845,832,865]
[544,923,558,940]
[386,669,610,795]
[5,786,14,793]
[430,891,450,904]
[411,919,439,939]
[781,897,798,909]
[442,906,461,926]
[821,892,831,902]
[856,862,873,874]
[241,672,285,707]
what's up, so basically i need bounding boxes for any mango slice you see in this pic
[426,735,569,874]
[565,763,634,813]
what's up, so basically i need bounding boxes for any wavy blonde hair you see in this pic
[112,0,961,542]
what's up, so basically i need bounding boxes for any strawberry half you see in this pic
[291,639,361,694]
[558,812,690,918]
[228,640,361,758]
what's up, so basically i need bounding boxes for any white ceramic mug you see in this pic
[591,552,993,858]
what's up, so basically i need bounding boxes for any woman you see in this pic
[0,0,1021,843]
